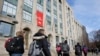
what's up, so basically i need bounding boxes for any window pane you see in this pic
[24,0,33,7]
[53,0,57,7]
[2,1,17,18]
[5,0,18,6]
[23,4,32,13]
[56,36,59,44]
[0,22,13,37]
[12,9,16,15]
[4,1,7,5]
[23,11,32,22]
[3,5,7,12]
[37,0,43,6]
[23,0,33,22]
[59,4,62,11]
[46,0,51,8]
[53,9,57,16]
[46,15,51,25]
[7,6,13,14]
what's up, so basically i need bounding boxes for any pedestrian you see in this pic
[95,47,99,55]
[83,45,88,56]
[5,31,25,56]
[91,48,94,54]
[28,29,51,56]
[61,40,70,56]
[56,43,62,56]
[75,43,82,56]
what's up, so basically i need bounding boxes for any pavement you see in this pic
[0,52,100,56]
[87,53,100,56]
[0,39,100,56]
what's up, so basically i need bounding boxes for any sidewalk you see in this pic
[0,39,79,56]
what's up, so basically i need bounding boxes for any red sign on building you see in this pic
[36,10,43,27]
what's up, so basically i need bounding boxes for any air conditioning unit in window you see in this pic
[7,13,15,18]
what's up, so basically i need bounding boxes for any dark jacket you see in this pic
[33,33,51,56]
[12,36,24,54]
[75,44,82,55]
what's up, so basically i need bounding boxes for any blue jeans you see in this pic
[11,54,22,56]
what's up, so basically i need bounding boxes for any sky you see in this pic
[67,0,100,33]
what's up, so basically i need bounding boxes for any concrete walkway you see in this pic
[0,52,100,56]
[0,39,100,56]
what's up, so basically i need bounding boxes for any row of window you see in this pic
[2,0,62,22]
[56,36,64,44]
[56,37,76,46]
[1,0,63,36]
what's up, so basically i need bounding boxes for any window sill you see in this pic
[0,14,15,19]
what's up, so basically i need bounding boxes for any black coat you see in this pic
[33,33,51,56]
[75,45,82,55]
[12,36,24,54]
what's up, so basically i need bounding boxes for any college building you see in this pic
[0,0,88,55]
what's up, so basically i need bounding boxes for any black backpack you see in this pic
[75,45,81,54]
[5,37,17,52]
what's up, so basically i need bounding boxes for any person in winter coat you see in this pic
[11,31,24,56]
[62,40,70,56]
[28,29,51,56]
[56,43,62,56]
[82,45,88,56]
[95,47,99,55]
[75,43,82,56]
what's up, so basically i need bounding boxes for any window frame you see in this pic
[23,0,33,22]
[2,1,17,18]
[46,15,51,26]
[0,21,14,37]
[23,10,32,22]
[37,0,44,6]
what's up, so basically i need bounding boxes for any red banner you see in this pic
[36,10,43,27]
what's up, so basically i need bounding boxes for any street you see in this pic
[0,53,100,56]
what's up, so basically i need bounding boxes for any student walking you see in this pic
[62,40,70,56]
[83,46,88,56]
[28,29,51,56]
[75,43,82,56]
[95,48,99,56]
[56,43,62,56]
[5,31,25,56]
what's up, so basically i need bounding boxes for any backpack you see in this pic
[56,46,61,52]
[62,44,69,53]
[28,40,43,56]
[5,37,17,52]
[75,45,81,53]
